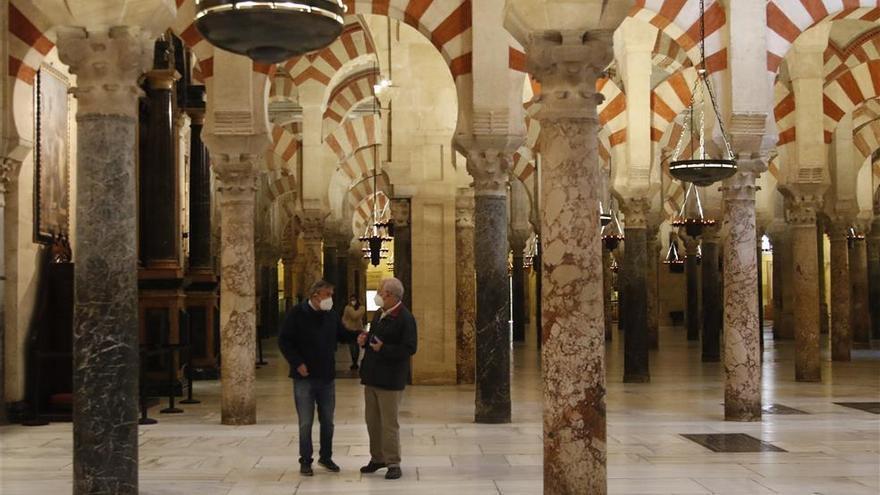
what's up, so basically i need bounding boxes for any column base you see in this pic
[795,372,821,383]
[701,353,720,363]
[623,373,650,384]
[724,408,761,422]
[475,412,511,424]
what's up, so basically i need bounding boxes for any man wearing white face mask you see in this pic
[278,280,364,476]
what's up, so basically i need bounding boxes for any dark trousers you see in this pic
[293,378,335,463]
[349,341,360,366]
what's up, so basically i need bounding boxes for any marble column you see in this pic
[646,224,660,349]
[721,160,763,421]
[455,189,476,384]
[817,217,829,335]
[786,196,822,382]
[391,198,412,309]
[282,257,294,311]
[868,214,880,340]
[850,233,871,348]
[770,229,784,340]
[828,221,851,361]
[466,150,512,424]
[779,230,796,340]
[602,249,613,341]
[322,240,338,289]
[0,158,15,424]
[186,88,212,273]
[528,33,611,493]
[336,235,351,307]
[682,234,701,341]
[701,226,722,362]
[298,211,326,286]
[511,233,528,343]
[621,199,650,383]
[57,27,154,493]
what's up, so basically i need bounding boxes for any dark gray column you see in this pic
[647,225,660,349]
[829,222,851,361]
[323,243,338,289]
[391,198,412,309]
[682,235,701,341]
[850,234,871,348]
[187,87,212,271]
[868,216,880,340]
[817,217,829,335]
[701,227,722,362]
[467,151,511,424]
[336,236,350,309]
[510,234,528,343]
[771,229,783,341]
[58,28,152,494]
[602,248,613,341]
[622,200,650,383]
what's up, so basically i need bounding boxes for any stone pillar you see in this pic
[786,196,822,382]
[466,150,512,424]
[391,198,412,309]
[602,248,613,341]
[510,232,528,342]
[646,224,660,349]
[779,228,796,339]
[682,234,701,341]
[528,33,611,493]
[282,257,294,311]
[701,226,722,362]
[850,231,871,348]
[455,189,476,384]
[621,199,650,383]
[322,235,338,289]
[770,228,784,340]
[868,213,880,340]
[828,221,851,361]
[56,26,155,494]
[298,210,326,286]
[336,235,351,308]
[817,218,829,335]
[722,160,763,421]
[0,158,16,424]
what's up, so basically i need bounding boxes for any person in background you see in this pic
[357,277,418,480]
[342,294,366,370]
[278,280,363,476]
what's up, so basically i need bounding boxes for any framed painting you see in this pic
[34,64,71,244]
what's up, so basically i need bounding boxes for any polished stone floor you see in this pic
[1,325,878,494]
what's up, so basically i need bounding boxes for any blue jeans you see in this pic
[293,378,336,464]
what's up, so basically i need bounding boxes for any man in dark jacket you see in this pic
[278,280,363,476]
[357,277,418,480]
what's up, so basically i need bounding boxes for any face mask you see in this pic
[319,297,333,311]
[373,293,384,308]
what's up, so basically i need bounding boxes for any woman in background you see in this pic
[342,295,366,369]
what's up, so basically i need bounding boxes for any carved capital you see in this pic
[390,198,411,228]
[465,149,512,196]
[455,189,475,229]
[0,157,22,192]
[721,158,765,202]
[56,27,153,117]
[526,30,613,122]
[620,197,650,229]
[213,154,259,198]
[784,195,821,225]
[298,210,328,241]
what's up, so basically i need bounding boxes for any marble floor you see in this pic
[1,325,879,494]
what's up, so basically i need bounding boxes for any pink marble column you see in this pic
[722,161,763,421]
[528,32,611,494]
[455,189,476,384]
[828,221,851,361]
[850,232,871,348]
[786,195,822,382]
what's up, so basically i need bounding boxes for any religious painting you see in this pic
[34,64,70,244]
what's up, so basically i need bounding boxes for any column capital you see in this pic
[526,30,613,122]
[827,218,852,240]
[783,192,822,226]
[390,197,411,228]
[465,148,513,196]
[56,27,153,117]
[620,197,650,229]
[212,154,258,197]
[722,158,766,201]
[298,210,328,241]
[0,157,22,196]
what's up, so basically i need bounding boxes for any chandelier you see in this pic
[194,0,347,64]
[847,226,865,248]
[599,201,612,227]
[663,234,684,273]
[601,208,624,251]
[668,0,736,187]
[672,183,716,237]
[359,73,392,267]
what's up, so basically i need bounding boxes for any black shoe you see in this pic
[385,466,402,479]
[350,364,359,370]
[318,458,340,472]
[360,461,386,473]
[300,463,313,476]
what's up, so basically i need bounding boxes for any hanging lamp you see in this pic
[194,0,347,64]
[358,64,392,267]
[601,209,625,251]
[663,234,685,273]
[672,182,716,237]
[846,226,865,249]
[610,253,620,273]
[667,0,736,187]
[599,201,612,227]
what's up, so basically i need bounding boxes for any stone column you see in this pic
[722,160,763,421]
[850,231,871,348]
[528,33,611,493]
[770,228,784,340]
[817,218,829,335]
[336,235,351,308]
[455,189,476,384]
[298,210,326,286]
[682,234,701,341]
[391,198,412,309]
[322,233,338,289]
[0,158,17,424]
[186,88,212,272]
[510,232,528,342]
[828,221,851,361]
[621,199,650,383]
[646,224,660,349]
[868,213,880,340]
[779,228,796,339]
[282,257,294,311]
[701,225,722,362]
[56,27,155,494]
[602,248,613,341]
[466,149,512,424]
[786,195,822,382]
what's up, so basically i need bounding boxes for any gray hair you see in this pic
[308,280,334,296]
[380,277,405,300]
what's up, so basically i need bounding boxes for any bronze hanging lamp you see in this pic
[601,208,625,251]
[599,201,612,227]
[195,0,347,63]
[668,0,736,187]
[358,69,392,267]
[671,182,716,237]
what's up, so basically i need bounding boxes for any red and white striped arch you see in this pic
[173,0,215,79]
[338,146,379,183]
[325,114,382,162]
[653,28,692,74]
[628,0,728,75]
[269,124,301,173]
[323,69,380,138]
[854,96,880,128]
[822,59,880,140]
[773,81,796,146]
[854,118,880,162]
[7,1,55,86]
[766,0,880,74]
[598,77,627,148]
[650,68,699,144]
[280,22,376,88]
[825,27,880,83]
